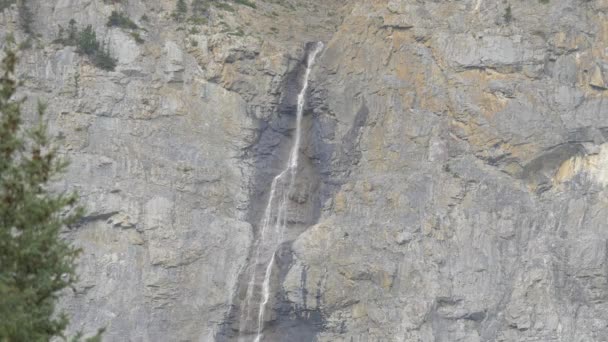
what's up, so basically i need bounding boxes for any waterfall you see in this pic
[238,41,324,342]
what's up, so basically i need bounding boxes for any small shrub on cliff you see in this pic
[0,45,102,341]
[107,11,139,30]
[130,31,144,44]
[77,25,99,55]
[172,0,188,22]
[56,22,117,71]
[91,43,117,71]
[0,0,15,12]
[106,12,145,44]
[66,19,78,44]
[504,5,513,23]
[17,0,34,35]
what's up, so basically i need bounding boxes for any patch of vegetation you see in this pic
[0,0,15,11]
[91,44,117,71]
[55,20,117,71]
[233,0,256,8]
[130,31,144,44]
[504,4,512,23]
[539,0,549,3]
[106,11,144,43]
[74,71,80,91]
[18,0,33,35]
[76,25,99,55]
[172,0,188,22]
[54,19,78,45]
[141,14,149,22]
[215,2,235,12]
[188,16,207,25]
[107,11,138,29]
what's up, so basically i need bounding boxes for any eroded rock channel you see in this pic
[219,42,326,342]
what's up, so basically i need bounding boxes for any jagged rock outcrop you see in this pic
[1,0,608,341]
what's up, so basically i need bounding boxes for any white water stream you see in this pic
[239,42,324,342]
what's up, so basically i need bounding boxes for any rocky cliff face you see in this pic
[2,0,608,341]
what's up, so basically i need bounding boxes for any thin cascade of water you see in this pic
[238,41,324,342]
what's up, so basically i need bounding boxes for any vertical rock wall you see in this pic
[1,0,608,341]
[287,0,608,341]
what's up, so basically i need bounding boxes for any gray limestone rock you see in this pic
[1,0,608,341]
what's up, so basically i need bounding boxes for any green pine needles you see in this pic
[172,0,188,21]
[0,46,100,341]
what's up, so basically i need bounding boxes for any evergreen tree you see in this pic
[17,0,33,35]
[172,0,188,21]
[77,25,99,55]
[0,45,97,341]
[504,4,513,23]
[92,43,117,71]
[67,19,78,45]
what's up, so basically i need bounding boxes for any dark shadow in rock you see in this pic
[521,142,585,193]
